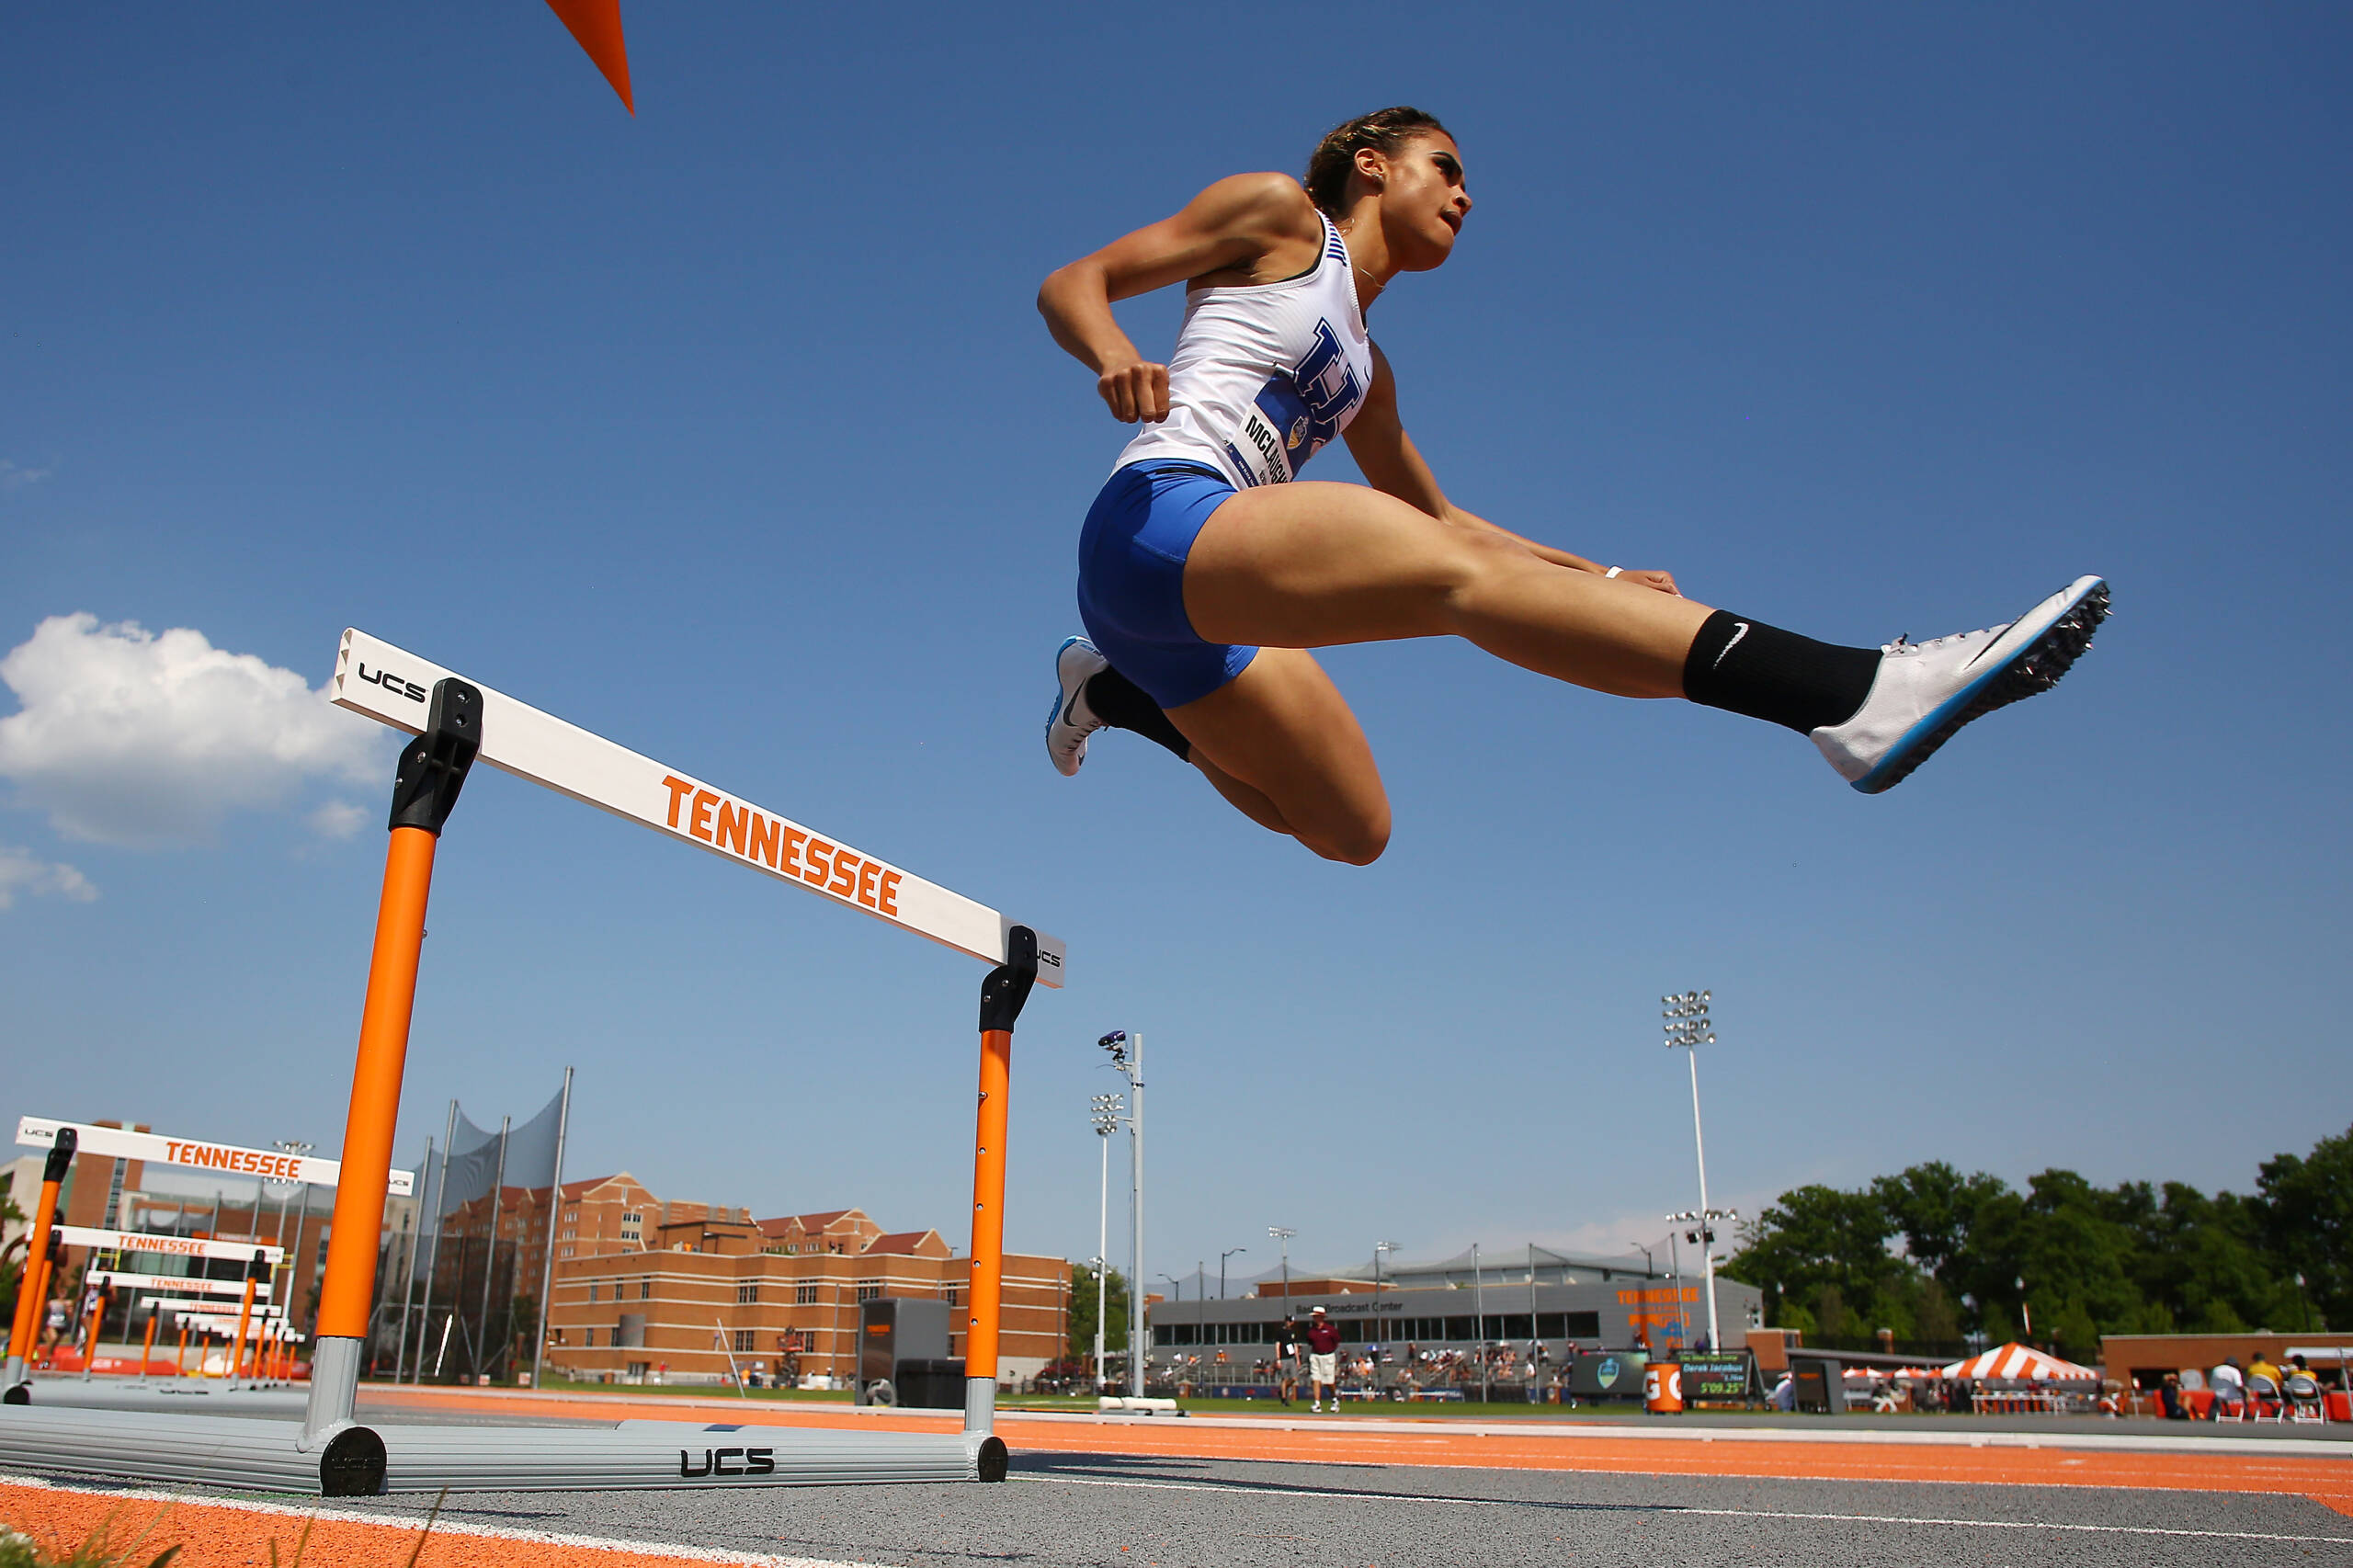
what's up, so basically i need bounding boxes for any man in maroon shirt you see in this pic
[1304,1305,1342,1412]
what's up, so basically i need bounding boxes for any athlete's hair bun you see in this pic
[1304,108,1452,217]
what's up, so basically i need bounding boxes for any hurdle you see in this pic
[3,1116,395,1410]
[62,1227,283,1380]
[0,630,1063,1494]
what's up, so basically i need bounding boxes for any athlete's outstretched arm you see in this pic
[1038,173,1324,424]
[1345,343,1682,596]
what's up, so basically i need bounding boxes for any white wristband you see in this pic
[1604,565,1623,579]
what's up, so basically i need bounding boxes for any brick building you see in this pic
[544,1182,1068,1387]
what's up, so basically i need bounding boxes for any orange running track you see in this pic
[365,1385,2353,1515]
[0,1474,823,1567]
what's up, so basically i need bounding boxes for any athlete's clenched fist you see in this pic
[1097,359,1170,424]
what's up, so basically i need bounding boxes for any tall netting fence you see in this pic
[376,1084,566,1381]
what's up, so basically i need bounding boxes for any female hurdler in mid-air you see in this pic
[1040,107,2106,864]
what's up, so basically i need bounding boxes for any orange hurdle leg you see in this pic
[301,680,479,1471]
[3,1131,74,1398]
[961,926,1037,1477]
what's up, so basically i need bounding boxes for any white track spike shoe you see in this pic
[1046,636,1110,778]
[1813,575,2110,794]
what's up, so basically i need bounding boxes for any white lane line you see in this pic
[0,1472,889,1566]
[1038,1476,2353,1544]
[1044,1477,1505,1507]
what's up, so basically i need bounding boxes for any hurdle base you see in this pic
[0,1407,1000,1494]
[0,1376,307,1417]
[301,1334,361,1446]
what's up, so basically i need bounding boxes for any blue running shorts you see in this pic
[1076,461,1259,710]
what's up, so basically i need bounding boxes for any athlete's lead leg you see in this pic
[1179,478,2105,806]
[1181,481,1714,691]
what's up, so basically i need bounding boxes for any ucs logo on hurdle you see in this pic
[355,663,430,703]
[680,1446,778,1478]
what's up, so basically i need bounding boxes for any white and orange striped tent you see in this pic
[1942,1342,2097,1381]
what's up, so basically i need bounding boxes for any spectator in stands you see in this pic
[1304,1305,1342,1413]
[2247,1352,2286,1418]
[2209,1357,2246,1420]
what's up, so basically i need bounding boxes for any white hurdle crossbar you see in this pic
[330,630,1066,983]
[15,1117,414,1198]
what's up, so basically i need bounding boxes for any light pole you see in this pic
[270,1141,312,1346]
[1221,1247,1247,1301]
[1628,1241,1656,1278]
[1665,990,1725,1351]
[2017,1275,2031,1340]
[1374,1242,1400,1372]
[1667,1209,1736,1349]
[271,1142,313,1251]
[1268,1226,1295,1303]
[1100,1031,1145,1397]
[1472,1241,1488,1403]
[1090,1093,1123,1387]
[1665,1223,1685,1346]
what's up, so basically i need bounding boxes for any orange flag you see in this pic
[542,0,633,113]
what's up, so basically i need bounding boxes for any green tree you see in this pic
[1871,1162,2004,1284]
[2255,1124,2353,1329]
[1813,1284,1853,1342]
[1911,1278,1961,1346]
[1723,1182,1906,1336]
[1726,1127,2348,1353]
[2050,1295,2102,1363]
[1066,1264,1131,1359]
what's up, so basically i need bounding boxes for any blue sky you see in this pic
[4,3,2347,1293]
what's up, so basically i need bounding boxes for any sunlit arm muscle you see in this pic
[1039,173,1322,422]
[1344,343,1608,574]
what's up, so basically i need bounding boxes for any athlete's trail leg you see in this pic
[1169,648,1390,865]
[1192,752,1300,839]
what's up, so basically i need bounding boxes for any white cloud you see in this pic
[308,801,369,839]
[0,614,390,847]
[0,460,53,490]
[0,845,97,909]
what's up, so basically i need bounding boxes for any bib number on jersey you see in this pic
[1221,318,1363,488]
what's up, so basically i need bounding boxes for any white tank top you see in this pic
[1117,209,1374,489]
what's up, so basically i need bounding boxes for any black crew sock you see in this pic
[1681,609,1882,735]
[1083,666,1192,762]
